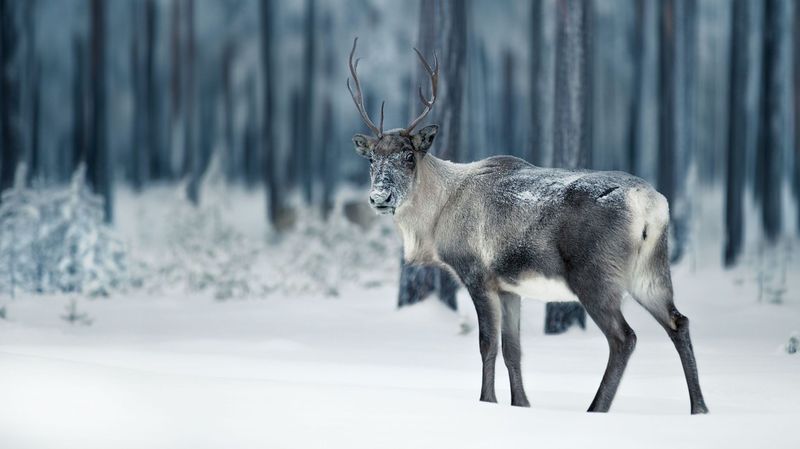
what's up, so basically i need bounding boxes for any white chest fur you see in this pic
[498,273,579,302]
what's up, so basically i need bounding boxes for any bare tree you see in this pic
[143,0,163,180]
[0,0,21,196]
[320,10,337,220]
[221,39,237,181]
[397,0,463,311]
[437,0,467,162]
[500,49,516,156]
[130,0,146,189]
[300,0,317,205]
[23,0,41,184]
[795,0,800,233]
[260,0,287,229]
[725,0,748,266]
[71,36,87,173]
[87,0,112,221]
[755,0,790,242]
[553,0,591,169]
[626,0,644,175]
[183,0,199,205]
[546,0,592,334]
[169,0,182,173]
[529,0,545,165]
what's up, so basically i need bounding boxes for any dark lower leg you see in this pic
[479,327,498,403]
[501,294,530,407]
[588,325,636,412]
[667,310,709,414]
[473,292,500,403]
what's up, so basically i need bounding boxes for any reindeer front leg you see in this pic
[465,281,502,403]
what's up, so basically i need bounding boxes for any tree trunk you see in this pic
[397,0,461,311]
[261,0,286,230]
[320,10,337,220]
[0,0,21,196]
[794,0,800,233]
[529,0,544,165]
[71,36,86,173]
[500,49,516,156]
[438,0,467,162]
[626,0,644,175]
[130,0,146,189]
[169,0,182,177]
[183,0,199,205]
[23,0,40,184]
[756,0,789,242]
[547,0,591,334]
[144,0,162,181]
[300,0,316,205]
[243,78,259,187]
[724,0,748,267]
[222,39,236,181]
[87,0,112,221]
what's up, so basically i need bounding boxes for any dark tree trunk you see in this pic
[243,78,259,187]
[658,0,675,226]
[397,0,460,311]
[659,0,696,263]
[320,11,337,220]
[500,49,515,156]
[658,0,693,263]
[626,0,644,175]
[553,0,591,169]
[28,63,40,184]
[755,0,787,242]
[288,88,302,191]
[794,0,800,233]
[88,0,112,221]
[23,0,40,184]
[547,0,591,334]
[222,39,236,181]
[529,0,544,165]
[300,0,316,205]
[130,0,146,189]
[438,0,467,162]
[71,36,86,172]
[724,0,748,267]
[184,0,199,205]
[261,0,285,229]
[143,0,162,181]
[0,0,21,196]
[169,0,182,177]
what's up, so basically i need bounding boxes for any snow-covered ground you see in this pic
[1,187,799,449]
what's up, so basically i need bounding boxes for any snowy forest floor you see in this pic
[1,187,799,449]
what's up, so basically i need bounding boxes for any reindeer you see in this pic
[347,38,708,414]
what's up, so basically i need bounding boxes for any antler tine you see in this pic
[404,48,439,134]
[379,100,385,134]
[347,37,382,137]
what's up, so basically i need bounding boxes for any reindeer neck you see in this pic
[394,154,466,263]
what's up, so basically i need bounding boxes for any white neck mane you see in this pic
[393,155,466,263]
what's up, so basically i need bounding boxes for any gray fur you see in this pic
[354,128,708,414]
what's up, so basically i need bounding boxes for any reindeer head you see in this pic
[348,38,439,215]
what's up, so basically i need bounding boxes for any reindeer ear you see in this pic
[412,125,438,153]
[353,134,375,158]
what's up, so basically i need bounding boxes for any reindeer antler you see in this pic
[347,37,384,137]
[403,48,439,135]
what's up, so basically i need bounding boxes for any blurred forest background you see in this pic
[0,0,799,315]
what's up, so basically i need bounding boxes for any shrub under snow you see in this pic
[0,165,127,297]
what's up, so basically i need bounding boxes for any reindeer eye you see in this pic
[404,152,415,164]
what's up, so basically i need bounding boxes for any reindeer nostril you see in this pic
[385,193,393,204]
